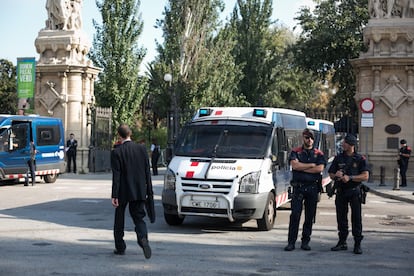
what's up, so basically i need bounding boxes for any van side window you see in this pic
[0,128,9,152]
[11,124,28,150]
[37,126,61,146]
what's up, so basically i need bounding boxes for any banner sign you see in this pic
[17,57,36,112]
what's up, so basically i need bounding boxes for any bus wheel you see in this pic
[44,174,58,183]
[164,212,185,226]
[257,192,276,231]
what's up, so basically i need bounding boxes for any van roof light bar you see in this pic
[253,109,267,118]
[199,108,212,117]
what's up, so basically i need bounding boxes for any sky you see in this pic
[0,0,316,70]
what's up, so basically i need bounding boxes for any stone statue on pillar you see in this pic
[45,0,83,31]
[34,0,100,173]
[368,0,414,19]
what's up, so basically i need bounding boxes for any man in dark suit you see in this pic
[111,124,154,259]
[66,133,77,173]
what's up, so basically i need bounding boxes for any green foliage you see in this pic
[0,59,17,114]
[231,0,273,105]
[187,24,247,108]
[150,0,246,118]
[89,0,148,133]
[293,0,369,113]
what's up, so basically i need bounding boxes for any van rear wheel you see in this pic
[164,212,185,226]
[257,192,276,231]
[44,174,58,183]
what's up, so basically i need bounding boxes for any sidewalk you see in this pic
[364,180,414,204]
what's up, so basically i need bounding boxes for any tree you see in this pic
[230,0,273,105]
[0,59,17,114]
[293,0,369,115]
[261,25,319,110]
[89,0,147,131]
[150,0,245,121]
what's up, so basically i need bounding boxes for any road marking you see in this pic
[79,199,102,203]
[319,212,336,216]
[364,214,414,219]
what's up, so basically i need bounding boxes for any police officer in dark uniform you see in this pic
[328,134,369,254]
[284,129,326,251]
[398,139,411,187]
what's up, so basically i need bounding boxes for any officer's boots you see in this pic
[353,241,362,254]
[331,241,347,251]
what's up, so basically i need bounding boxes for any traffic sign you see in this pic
[360,98,375,113]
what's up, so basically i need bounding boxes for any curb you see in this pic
[368,189,414,204]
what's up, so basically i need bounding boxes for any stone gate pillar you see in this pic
[351,0,414,181]
[34,0,100,173]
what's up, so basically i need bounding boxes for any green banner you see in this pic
[17,58,36,112]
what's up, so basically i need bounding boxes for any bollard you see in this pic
[393,167,400,190]
[379,166,386,186]
[368,163,373,183]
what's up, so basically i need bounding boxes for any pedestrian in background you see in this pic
[398,139,411,187]
[111,124,154,259]
[150,138,160,176]
[284,128,326,251]
[328,134,369,254]
[66,133,77,173]
[25,141,36,186]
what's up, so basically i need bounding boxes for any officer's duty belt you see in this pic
[291,181,318,188]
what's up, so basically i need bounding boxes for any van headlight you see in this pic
[239,171,260,193]
[164,168,176,190]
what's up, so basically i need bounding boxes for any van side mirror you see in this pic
[272,151,288,167]
[278,151,288,167]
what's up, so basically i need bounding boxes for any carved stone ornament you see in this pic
[37,81,67,113]
[372,75,409,116]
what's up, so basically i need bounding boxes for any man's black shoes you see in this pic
[113,249,125,255]
[331,242,348,251]
[140,238,152,259]
[284,244,295,251]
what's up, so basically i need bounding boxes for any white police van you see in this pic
[0,115,65,184]
[306,118,336,189]
[162,107,307,230]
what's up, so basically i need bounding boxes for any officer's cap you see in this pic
[302,128,314,139]
[344,134,357,146]
[400,139,407,145]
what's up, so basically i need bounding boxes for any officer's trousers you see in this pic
[287,184,318,245]
[400,162,408,186]
[335,187,363,243]
[114,200,148,251]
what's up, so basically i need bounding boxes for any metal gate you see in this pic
[89,107,112,172]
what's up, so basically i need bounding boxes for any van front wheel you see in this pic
[257,192,276,231]
[44,174,58,183]
[164,212,185,226]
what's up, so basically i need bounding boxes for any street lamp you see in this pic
[164,73,177,164]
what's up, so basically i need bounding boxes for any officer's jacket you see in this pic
[328,152,369,189]
[289,146,326,183]
[399,146,412,165]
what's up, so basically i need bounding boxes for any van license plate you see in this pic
[190,200,220,209]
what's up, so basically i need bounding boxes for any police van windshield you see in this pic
[175,122,272,158]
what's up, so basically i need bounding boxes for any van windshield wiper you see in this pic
[205,129,227,179]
